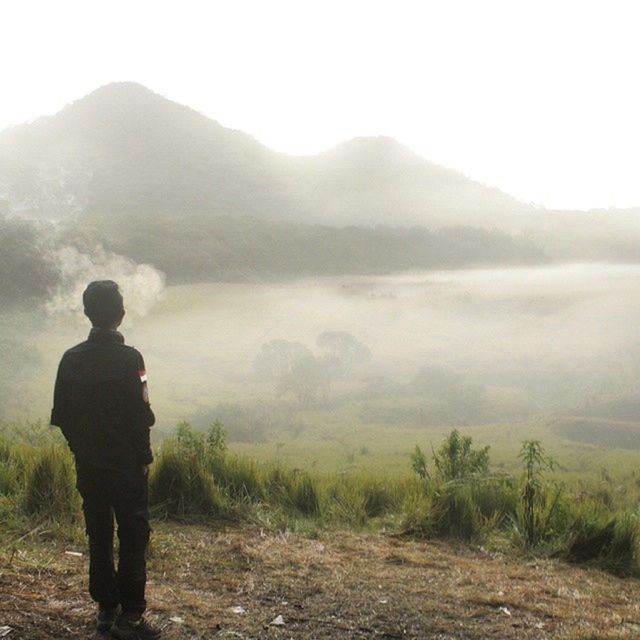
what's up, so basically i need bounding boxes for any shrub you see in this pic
[0,460,20,496]
[0,437,27,496]
[263,466,296,507]
[518,440,561,547]
[433,484,483,539]
[473,476,519,524]
[210,455,265,503]
[150,445,226,518]
[23,446,78,521]
[411,430,490,483]
[433,430,490,481]
[400,486,434,537]
[562,510,640,576]
[323,480,367,527]
[292,473,321,517]
[361,479,398,518]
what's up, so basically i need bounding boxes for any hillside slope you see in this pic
[2,524,639,639]
[0,83,531,228]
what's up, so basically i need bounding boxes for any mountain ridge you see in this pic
[0,82,534,227]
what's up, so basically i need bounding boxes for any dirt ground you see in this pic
[1,523,640,639]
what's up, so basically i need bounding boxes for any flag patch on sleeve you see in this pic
[139,370,148,383]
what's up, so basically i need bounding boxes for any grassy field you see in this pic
[5,269,640,578]
[227,408,640,482]
[3,412,640,638]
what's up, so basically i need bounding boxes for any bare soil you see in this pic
[2,523,640,639]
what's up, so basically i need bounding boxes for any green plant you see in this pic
[410,445,429,480]
[210,455,264,502]
[400,485,434,537]
[433,430,490,481]
[292,473,321,517]
[150,444,225,518]
[361,479,397,518]
[207,420,227,458]
[563,509,640,576]
[175,421,206,459]
[518,440,561,547]
[23,446,78,521]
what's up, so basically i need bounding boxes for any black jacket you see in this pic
[51,328,155,469]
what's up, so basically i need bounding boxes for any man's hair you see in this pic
[83,280,124,327]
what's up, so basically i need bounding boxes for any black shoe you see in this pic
[96,604,119,632]
[110,612,161,639]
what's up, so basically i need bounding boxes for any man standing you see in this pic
[51,280,161,639]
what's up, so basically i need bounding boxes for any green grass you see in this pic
[23,445,79,523]
[3,418,640,577]
[149,444,229,519]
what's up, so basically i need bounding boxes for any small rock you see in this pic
[230,606,246,614]
[269,615,285,626]
[498,606,512,617]
[169,616,184,624]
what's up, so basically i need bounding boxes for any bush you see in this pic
[474,476,519,524]
[210,455,265,503]
[562,510,640,576]
[0,437,27,496]
[401,486,434,537]
[0,460,20,496]
[23,446,78,521]
[292,473,321,517]
[430,482,488,540]
[361,479,398,518]
[323,480,368,527]
[150,445,226,518]
[433,430,490,481]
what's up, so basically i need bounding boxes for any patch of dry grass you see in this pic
[2,524,640,638]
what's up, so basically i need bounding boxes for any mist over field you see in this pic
[3,83,640,473]
[4,259,640,470]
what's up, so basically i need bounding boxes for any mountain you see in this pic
[0,83,288,220]
[0,82,531,227]
[281,136,531,227]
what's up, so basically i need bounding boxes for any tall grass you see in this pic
[2,419,640,577]
[149,443,227,519]
[401,476,516,541]
[23,445,78,522]
[561,508,640,576]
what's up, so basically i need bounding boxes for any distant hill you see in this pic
[0,82,531,227]
[279,136,531,227]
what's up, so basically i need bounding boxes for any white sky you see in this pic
[2,0,639,210]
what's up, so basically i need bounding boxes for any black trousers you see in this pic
[76,464,150,614]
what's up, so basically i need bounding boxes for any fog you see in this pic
[45,244,165,317]
[4,263,640,448]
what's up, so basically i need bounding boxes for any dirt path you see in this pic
[2,524,640,639]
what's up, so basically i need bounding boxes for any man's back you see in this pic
[51,328,155,471]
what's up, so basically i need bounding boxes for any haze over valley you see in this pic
[2,84,640,472]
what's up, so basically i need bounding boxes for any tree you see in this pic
[277,354,334,407]
[253,339,312,381]
[316,331,371,373]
